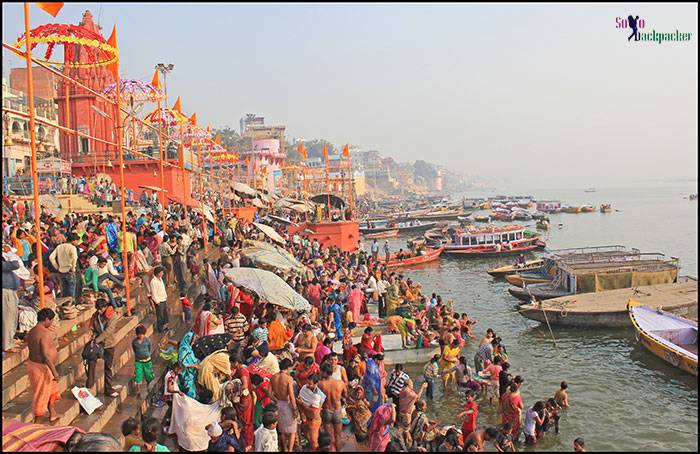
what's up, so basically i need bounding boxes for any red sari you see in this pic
[233,367,254,449]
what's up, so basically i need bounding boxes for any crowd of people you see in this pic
[1,187,586,452]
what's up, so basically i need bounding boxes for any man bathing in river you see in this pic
[318,363,346,452]
[271,358,297,452]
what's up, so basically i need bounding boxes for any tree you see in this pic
[211,126,251,150]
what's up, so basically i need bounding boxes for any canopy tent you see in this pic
[251,198,265,209]
[233,182,256,196]
[240,240,306,276]
[258,193,273,204]
[275,197,314,213]
[252,222,286,244]
[310,193,346,209]
[223,267,311,312]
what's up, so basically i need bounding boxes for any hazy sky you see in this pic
[2,3,697,186]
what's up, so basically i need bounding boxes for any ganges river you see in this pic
[364,181,698,451]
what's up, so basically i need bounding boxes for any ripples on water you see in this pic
[369,183,698,451]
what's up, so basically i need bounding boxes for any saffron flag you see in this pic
[35,2,64,17]
[106,25,119,81]
[151,69,161,90]
[297,143,307,160]
[173,96,182,113]
[323,144,329,163]
[189,113,197,125]
[342,144,350,158]
[215,133,221,145]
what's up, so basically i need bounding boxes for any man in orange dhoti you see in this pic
[25,308,61,422]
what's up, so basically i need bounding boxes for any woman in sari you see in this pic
[177,331,200,399]
[385,279,401,317]
[367,403,395,452]
[193,301,223,338]
[204,259,222,300]
[363,355,383,412]
[346,383,372,442]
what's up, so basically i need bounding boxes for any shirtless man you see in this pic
[270,358,297,452]
[298,374,324,451]
[295,325,318,361]
[318,363,346,452]
[464,427,499,451]
[26,308,60,422]
[327,353,348,386]
[554,381,569,408]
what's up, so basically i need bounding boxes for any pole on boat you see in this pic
[22,2,45,309]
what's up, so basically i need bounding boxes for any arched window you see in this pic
[12,121,22,134]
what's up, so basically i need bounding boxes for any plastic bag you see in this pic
[71,386,103,415]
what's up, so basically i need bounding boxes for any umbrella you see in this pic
[252,222,286,244]
[2,420,84,452]
[241,240,306,275]
[310,193,346,209]
[267,214,296,225]
[251,198,265,209]
[139,185,167,193]
[199,203,215,223]
[223,267,311,312]
[234,182,256,196]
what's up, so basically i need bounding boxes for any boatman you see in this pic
[384,240,391,262]
[371,239,380,261]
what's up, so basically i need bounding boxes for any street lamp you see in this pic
[155,63,174,108]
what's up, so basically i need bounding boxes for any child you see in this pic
[458,390,478,439]
[206,421,240,452]
[121,417,141,451]
[482,356,504,405]
[180,291,193,323]
[163,362,184,425]
[543,398,561,435]
[128,417,169,452]
[495,422,515,452]
[555,381,569,408]
[574,437,586,452]
[523,401,545,445]
[219,407,242,446]
[254,410,279,452]
[132,325,154,398]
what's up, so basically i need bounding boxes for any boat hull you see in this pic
[509,286,572,302]
[505,274,551,287]
[382,247,444,269]
[395,222,438,234]
[445,243,540,258]
[629,301,698,376]
[487,260,544,277]
[363,229,399,239]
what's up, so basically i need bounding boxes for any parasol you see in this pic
[2,420,84,452]
[233,182,256,196]
[102,79,164,103]
[267,214,296,225]
[240,240,306,276]
[200,203,215,223]
[223,267,311,312]
[251,198,265,209]
[252,222,286,244]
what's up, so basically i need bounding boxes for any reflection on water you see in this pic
[364,183,698,451]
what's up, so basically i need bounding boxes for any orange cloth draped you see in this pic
[26,360,60,418]
[267,319,288,351]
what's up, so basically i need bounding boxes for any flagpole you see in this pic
[157,99,166,227]
[346,148,354,218]
[179,123,188,225]
[111,28,132,316]
[199,141,208,254]
[23,2,45,309]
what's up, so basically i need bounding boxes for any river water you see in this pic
[363,181,698,452]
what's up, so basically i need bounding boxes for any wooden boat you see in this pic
[382,247,444,268]
[580,205,596,213]
[363,229,399,239]
[560,205,582,213]
[479,201,492,210]
[509,283,571,302]
[600,203,613,213]
[584,187,596,193]
[531,211,549,220]
[487,259,544,277]
[359,225,395,234]
[505,272,552,287]
[443,225,544,257]
[392,221,437,234]
[490,212,513,221]
[473,215,491,223]
[415,210,467,222]
[518,277,698,328]
[628,299,698,376]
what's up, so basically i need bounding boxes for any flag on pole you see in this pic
[106,25,119,81]
[323,144,329,163]
[172,96,182,113]
[215,133,221,145]
[342,144,350,158]
[35,2,64,17]
[151,69,161,90]
[189,113,197,125]
[296,143,307,160]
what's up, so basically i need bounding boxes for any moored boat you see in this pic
[505,272,552,287]
[473,215,491,223]
[382,247,444,268]
[600,203,613,213]
[442,224,544,257]
[487,259,544,277]
[561,205,582,213]
[536,220,550,230]
[628,299,698,376]
[580,205,596,213]
[363,229,399,239]
[517,278,698,328]
[391,221,438,234]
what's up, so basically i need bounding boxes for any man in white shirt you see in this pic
[49,233,80,303]
[148,266,169,333]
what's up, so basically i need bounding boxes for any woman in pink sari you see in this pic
[347,284,364,325]
[367,403,395,452]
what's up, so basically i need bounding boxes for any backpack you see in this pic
[81,338,104,363]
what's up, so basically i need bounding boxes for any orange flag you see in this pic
[342,144,350,158]
[172,96,182,113]
[106,25,119,81]
[214,133,221,145]
[296,143,307,160]
[323,144,329,163]
[189,113,197,125]
[151,69,161,90]
[35,2,64,17]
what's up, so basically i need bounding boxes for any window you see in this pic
[502,234,508,242]
[516,232,522,240]
[509,233,515,241]
[478,235,486,245]
[471,236,478,246]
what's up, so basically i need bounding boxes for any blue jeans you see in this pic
[98,274,123,308]
[58,272,77,302]
[183,307,191,322]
